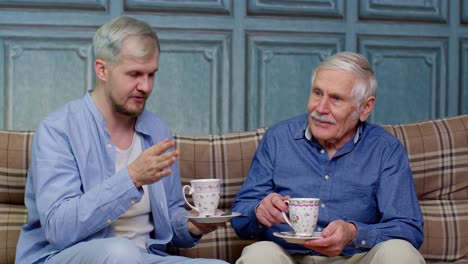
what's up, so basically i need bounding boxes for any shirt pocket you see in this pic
[339,183,377,223]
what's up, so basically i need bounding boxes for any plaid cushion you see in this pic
[383,115,468,262]
[0,130,33,264]
[172,129,266,263]
[419,200,468,262]
[0,204,27,264]
[383,115,468,200]
[0,131,33,205]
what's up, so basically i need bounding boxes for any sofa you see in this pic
[1,115,467,264]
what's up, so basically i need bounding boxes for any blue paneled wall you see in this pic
[0,0,466,135]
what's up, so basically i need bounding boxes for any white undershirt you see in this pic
[113,133,154,250]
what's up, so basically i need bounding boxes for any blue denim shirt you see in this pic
[16,92,198,264]
[231,114,424,256]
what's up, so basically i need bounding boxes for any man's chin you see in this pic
[115,106,144,117]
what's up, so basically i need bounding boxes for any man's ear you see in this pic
[359,96,375,122]
[94,59,107,81]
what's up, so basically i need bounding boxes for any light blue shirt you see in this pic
[231,113,424,256]
[16,92,198,264]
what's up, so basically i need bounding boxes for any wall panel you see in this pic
[246,32,344,130]
[461,39,468,114]
[247,0,344,18]
[2,38,93,130]
[0,0,110,27]
[0,0,107,10]
[148,31,231,135]
[359,0,448,22]
[359,36,447,124]
[0,0,466,134]
[124,0,232,15]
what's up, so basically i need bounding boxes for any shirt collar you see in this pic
[305,122,363,144]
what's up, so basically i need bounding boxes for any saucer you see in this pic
[273,231,322,244]
[185,211,241,223]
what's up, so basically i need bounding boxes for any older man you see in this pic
[231,52,424,264]
[16,17,227,264]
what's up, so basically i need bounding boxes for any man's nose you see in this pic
[137,75,152,92]
[315,96,330,113]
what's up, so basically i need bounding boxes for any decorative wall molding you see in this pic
[460,39,468,114]
[124,0,232,15]
[147,31,231,135]
[0,0,108,11]
[359,36,447,124]
[3,39,93,130]
[0,1,465,132]
[247,0,344,18]
[462,1,468,24]
[359,0,448,23]
[246,32,344,130]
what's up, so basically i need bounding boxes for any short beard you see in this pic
[110,97,144,117]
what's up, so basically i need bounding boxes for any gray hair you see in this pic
[93,16,160,65]
[311,52,377,108]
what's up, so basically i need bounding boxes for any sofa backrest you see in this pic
[174,116,468,262]
[382,115,468,262]
[0,116,467,263]
[0,131,33,205]
[382,116,468,200]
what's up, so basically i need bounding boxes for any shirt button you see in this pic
[321,203,326,208]
[317,227,322,231]
[361,240,366,246]
[130,200,136,205]
[324,175,329,180]
[107,143,112,149]
[106,219,112,223]
[320,149,325,154]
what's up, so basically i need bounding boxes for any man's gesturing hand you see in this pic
[128,138,180,188]
[255,193,290,227]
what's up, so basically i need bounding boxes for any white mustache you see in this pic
[310,111,336,124]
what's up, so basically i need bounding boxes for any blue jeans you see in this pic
[46,237,229,264]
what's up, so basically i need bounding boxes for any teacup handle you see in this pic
[182,185,200,213]
[281,200,293,228]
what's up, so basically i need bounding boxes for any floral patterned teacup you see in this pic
[182,179,221,216]
[281,198,320,236]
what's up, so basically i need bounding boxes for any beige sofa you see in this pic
[1,115,467,263]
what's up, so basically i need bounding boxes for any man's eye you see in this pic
[332,96,343,102]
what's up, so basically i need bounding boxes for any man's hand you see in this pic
[303,220,357,256]
[187,209,226,236]
[187,220,225,236]
[128,138,180,188]
[255,193,290,227]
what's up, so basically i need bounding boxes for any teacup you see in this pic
[182,179,221,216]
[282,198,320,236]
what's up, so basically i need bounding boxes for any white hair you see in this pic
[311,52,377,110]
[93,16,160,65]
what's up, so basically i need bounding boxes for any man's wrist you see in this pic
[127,165,142,188]
[347,222,357,244]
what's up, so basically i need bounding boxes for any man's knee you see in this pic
[367,239,424,264]
[236,241,295,264]
[48,237,144,264]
